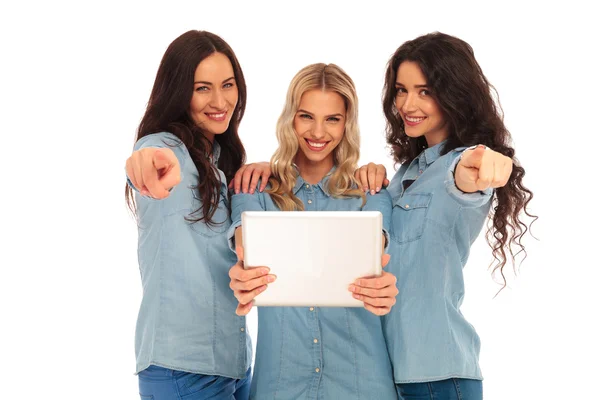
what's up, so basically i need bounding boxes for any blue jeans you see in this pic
[396,378,482,400]
[138,365,251,400]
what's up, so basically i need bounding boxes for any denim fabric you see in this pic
[396,378,482,400]
[138,365,251,400]
[131,132,251,378]
[228,171,397,400]
[384,141,492,383]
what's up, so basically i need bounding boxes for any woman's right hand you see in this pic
[125,148,181,199]
[354,163,389,195]
[229,247,277,316]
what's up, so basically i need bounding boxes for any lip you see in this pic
[305,139,329,152]
[205,111,228,122]
[403,115,426,127]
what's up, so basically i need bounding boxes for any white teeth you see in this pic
[406,116,425,122]
[208,112,226,118]
[307,140,326,148]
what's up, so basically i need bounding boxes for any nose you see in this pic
[310,120,326,140]
[210,89,226,110]
[401,93,417,114]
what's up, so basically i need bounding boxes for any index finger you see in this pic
[374,165,387,192]
[355,271,396,289]
[367,163,377,194]
[231,265,271,281]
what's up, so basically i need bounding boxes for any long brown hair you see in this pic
[125,30,246,225]
[382,32,537,288]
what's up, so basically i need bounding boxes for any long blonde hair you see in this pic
[268,63,365,211]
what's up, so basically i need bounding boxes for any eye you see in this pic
[195,86,209,92]
[327,117,341,122]
[298,113,313,120]
[223,82,235,89]
[419,89,430,96]
[396,87,406,95]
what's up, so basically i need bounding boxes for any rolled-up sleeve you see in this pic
[445,150,493,209]
[362,188,393,253]
[227,191,266,254]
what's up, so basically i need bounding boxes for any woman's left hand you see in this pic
[229,162,272,194]
[348,254,398,316]
[455,145,513,192]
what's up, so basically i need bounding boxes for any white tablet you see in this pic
[241,211,382,307]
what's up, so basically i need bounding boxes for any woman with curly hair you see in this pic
[355,32,536,399]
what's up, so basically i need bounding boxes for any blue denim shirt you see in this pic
[130,132,251,378]
[228,172,398,400]
[383,141,492,383]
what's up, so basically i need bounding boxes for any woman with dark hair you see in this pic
[124,30,267,400]
[355,32,535,399]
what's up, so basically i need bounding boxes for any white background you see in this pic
[1,1,598,399]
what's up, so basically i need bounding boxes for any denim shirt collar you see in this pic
[423,140,447,166]
[292,165,336,197]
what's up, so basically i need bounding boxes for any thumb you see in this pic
[461,145,486,169]
[153,149,174,171]
[236,246,244,262]
[381,253,391,268]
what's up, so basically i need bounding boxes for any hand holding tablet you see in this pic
[229,211,398,316]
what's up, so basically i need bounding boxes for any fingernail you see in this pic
[353,294,361,300]
[267,275,276,283]
[376,187,381,192]
[235,189,240,194]
[370,190,375,195]
[242,189,247,193]
[261,268,269,275]
[354,279,362,286]
[250,189,255,194]
[348,284,356,292]
[364,187,368,192]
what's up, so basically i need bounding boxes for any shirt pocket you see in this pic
[188,187,230,238]
[391,193,432,244]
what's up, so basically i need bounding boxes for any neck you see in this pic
[424,126,449,147]
[294,154,334,185]
[203,132,215,144]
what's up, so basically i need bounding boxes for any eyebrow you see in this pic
[395,82,428,89]
[194,76,235,85]
[297,109,345,118]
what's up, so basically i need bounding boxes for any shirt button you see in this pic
[309,307,314,311]
[404,204,410,209]
[313,338,318,343]
[306,184,310,189]
[240,328,245,332]
[315,368,320,373]
[308,199,312,204]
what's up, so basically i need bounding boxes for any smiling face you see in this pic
[293,89,346,171]
[395,61,448,146]
[189,52,238,142]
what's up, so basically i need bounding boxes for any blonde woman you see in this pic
[228,64,398,399]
